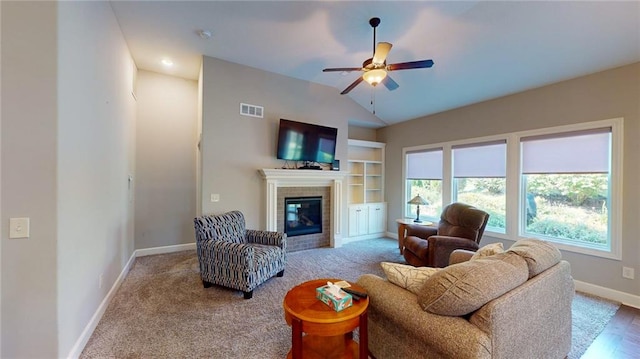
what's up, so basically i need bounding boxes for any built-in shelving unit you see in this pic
[347,139,386,238]
[348,139,385,204]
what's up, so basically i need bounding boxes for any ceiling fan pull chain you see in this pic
[371,90,376,114]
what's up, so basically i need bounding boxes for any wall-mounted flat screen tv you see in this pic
[276,119,338,164]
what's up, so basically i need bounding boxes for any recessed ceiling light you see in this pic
[198,29,212,40]
[161,59,174,67]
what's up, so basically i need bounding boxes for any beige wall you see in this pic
[378,62,640,298]
[135,70,198,249]
[1,1,136,357]
[56,2,136,356]
[200,56,381,231]
[348,125,378,142]
[1,2,59,356]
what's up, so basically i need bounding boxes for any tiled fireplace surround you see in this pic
[277,187,330,252]
[259,169,347,252]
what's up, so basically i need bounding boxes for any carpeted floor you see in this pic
[80,237,620,358]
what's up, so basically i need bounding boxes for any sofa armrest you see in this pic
[246,229,286,250]
[428,235,480,267]
[469,260,574,358]
[357,274,491,359]
[449,249,476,265]
[405,224,438,239]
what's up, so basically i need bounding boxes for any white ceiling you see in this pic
[110,1,640,127]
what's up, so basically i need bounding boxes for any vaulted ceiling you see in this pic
[110,1,640,126]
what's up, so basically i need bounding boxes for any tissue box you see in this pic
[316,285,353,312]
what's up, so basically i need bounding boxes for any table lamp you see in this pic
[408,195,429,223]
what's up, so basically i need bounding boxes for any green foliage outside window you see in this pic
[409,174,608,246]
[526,174,608,207]
[408,179,442,218]
[525,174,608,245]
[457,191,506,229]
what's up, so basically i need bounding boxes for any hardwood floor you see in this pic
[581,304,640,358]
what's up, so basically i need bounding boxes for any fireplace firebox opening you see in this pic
[284,196,322,237]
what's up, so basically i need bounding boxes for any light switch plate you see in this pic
[9,217,30,239]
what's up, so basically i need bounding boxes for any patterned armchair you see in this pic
[194,210,287,299]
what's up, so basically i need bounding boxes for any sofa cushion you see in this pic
[380,262,441,295]
[417,252,529,316]
[470,242,504,261]
[507,239,562,278]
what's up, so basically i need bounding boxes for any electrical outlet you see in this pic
[210,193,220,202]
[99,274,104,289]
[622,267,635,280]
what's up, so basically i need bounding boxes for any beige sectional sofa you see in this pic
[357,239,574,359]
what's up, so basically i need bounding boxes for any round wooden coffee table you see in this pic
[283,278,369,359]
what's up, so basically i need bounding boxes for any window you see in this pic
[401,118,622,258]
[520,128,612,250]
[452,141,506,232]
[405,149,443,219]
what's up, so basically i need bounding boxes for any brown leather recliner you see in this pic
[403,202,490,267]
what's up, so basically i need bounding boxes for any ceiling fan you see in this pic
[323,17,434,95]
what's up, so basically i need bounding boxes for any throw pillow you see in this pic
[380,262,441,295]
[470,242,505,261]
[507,239,562,278]
[417,252,529,316]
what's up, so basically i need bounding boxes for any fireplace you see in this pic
[259,168,348,251]
[277,187,330,251]
[284,196,322,237]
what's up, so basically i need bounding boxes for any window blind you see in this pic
[452,141,506,178]
[521,128,611,174]
[406,149,443,180]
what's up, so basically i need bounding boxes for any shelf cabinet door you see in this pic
[348,205,369,237]
[368,203,387,234]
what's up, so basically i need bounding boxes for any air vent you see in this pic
[240,103,264,118]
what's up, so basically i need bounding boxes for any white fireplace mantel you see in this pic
[258,169,349,247]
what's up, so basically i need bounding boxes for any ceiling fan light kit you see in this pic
[323,17,434,95]
[363,68,386,86]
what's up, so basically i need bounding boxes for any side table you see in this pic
[283,278,369,359]
[396,218,434,254]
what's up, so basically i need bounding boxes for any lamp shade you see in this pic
[363,69,387,86]
[408,195,428,206]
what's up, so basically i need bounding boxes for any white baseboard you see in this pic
[343,233,391,244]
[67,242,197,359]
[135,242,196,257]
[66,251,137,359]
[574,280,640,309]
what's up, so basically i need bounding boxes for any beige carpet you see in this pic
[80,237,619,358]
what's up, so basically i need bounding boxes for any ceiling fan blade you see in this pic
[323,67,363,72]
[382,75,399,91]
[340,77,364,95]
[373,42,392,65]
[387,59,434,71]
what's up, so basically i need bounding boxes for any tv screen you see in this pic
[276,119,337,164]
